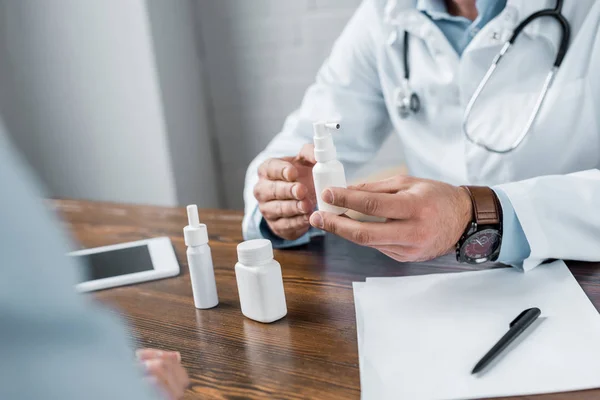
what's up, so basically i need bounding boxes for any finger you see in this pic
[259,199,313,220]
[309,212,392,246]
[321,188,416,219]
[163,361,184,400]
[269,215,310,237]
[173,364,190,399]
[296,143,316,165]
[146,358,183,400]
[258,158,298,182]
[348,175,413,193]
[254,180,307,202]
[137,348,164,361]
[164,351,181,362]
[144,359,171,395]
[137,349,180,362]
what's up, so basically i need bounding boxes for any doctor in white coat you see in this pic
[242,0,600,271]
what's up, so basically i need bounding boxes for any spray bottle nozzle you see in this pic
[187,204,200,227]
[313,121,341,162]
[313,121,341,137]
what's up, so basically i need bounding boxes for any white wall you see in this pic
[195,0,403,209]
[145,0,222,207]
[0,0,178,206]
[0,0,403,210]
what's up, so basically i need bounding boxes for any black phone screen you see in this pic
[76,245,154,282]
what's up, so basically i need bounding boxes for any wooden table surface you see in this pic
[52,199,600,400]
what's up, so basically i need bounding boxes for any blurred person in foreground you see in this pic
[0,125,189,400]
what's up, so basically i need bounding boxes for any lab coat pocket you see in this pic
[507,77,599,180]
[466,77,599,184]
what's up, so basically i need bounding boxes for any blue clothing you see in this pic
[417,0,508,55]
[0,128,158,400]
[260,0,530,264]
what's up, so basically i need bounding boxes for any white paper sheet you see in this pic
[353,261,600,400]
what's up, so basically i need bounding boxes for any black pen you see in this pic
[471,307,541,374]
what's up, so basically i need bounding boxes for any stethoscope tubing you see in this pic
[398,0,570,154]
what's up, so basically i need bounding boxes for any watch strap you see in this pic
[461,186,501,226]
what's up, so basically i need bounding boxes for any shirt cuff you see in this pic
[259,216,327,248]
[258,218,314,248]
[493,187,531,265]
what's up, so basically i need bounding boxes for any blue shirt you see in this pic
[417,0,508,55]
[260,0,531,265]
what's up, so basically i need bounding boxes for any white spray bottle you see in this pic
[184,204,218,309]
[312,121,348,215]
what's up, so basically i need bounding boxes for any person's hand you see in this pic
[309,175,473,262]
[254,144,318,240]
[137,348,190,400]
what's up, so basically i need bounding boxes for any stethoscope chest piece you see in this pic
[395,80,421,119]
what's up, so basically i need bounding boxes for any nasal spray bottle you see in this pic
[312,122,348,215]
[184,205,218,309]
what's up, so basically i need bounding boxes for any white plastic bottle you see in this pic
[235,239,287,323]
[184,204,218,309]
[312,121,348,215]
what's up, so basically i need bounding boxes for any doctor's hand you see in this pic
[309,176,473,262]
[254,144,317,240]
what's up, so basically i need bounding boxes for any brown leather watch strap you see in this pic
[461,186,501,226]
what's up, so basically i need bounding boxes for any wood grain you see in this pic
[51,199,600,400]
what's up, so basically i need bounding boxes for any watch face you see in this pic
[461,229,501,263]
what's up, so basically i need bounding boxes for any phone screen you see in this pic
[75,245,154,283]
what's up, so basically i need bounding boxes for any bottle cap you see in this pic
[184,205,209,246]
[237,239,274,265]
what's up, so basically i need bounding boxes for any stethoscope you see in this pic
[395,0,570,154]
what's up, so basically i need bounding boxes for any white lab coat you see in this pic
[243,0,600,272]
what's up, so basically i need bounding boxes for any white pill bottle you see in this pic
[312,121,347,215]
[235,239,287,323]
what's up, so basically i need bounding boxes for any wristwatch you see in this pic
[456,186,503,264]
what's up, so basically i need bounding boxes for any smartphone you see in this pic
[69,237,180,292]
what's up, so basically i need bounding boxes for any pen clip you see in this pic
[509,307,540,328]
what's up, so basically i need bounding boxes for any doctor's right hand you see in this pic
[254,144,317,240]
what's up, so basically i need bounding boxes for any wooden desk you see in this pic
[53,199,600,400]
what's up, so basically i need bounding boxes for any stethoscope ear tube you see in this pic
[508,6,570,67]
[553,12,570,67]
[398,0,570,147]
[403,30,410,80]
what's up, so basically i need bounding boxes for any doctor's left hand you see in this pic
[309,176,473,262]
